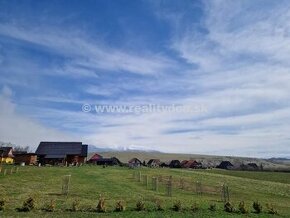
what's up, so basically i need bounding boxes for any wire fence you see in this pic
[132,171,230,202]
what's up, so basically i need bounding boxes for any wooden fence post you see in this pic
[180,178,184,190]
[62,175,71,195]
[196,181,202,195]
[3,169,7,176]
[152,177,158,192]
[143,175,148,188]
[138,171,142,182]
[166,176,173,197]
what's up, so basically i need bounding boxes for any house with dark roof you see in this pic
[95,157,121,166]
[0,147,14,164]
[147,159,161,168]
[216,161,233,170]
[160,162,169,168]
[128,158,142,168]
[169,160,181,168]
[35,142,88,165]
[240,162,259,171]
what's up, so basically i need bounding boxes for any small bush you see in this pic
[266,203,278,215]
[43,200,55,212]
[96,197,106,213]
[209,203,216,212]
[136,200,145,211]
[115,200,125,212]
[71,199,80,212]
[155,199,163,211]
[172,200,182,212]
[253,201,262,214]
[20,197,35,212]
[238,201,248,214]
[224,202,234,213]
[191,202,199,212]
[0,198,5,211]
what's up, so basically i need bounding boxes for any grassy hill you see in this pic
[0,165,289,217]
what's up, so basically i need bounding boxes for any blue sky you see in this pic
[0,0,290,157]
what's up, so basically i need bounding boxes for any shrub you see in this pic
[96,197,106,213]
[209,203,216,212]
[136,200,145,211]
[253,201,262,214]
[115,200,125,212]
[191,202,199,212]
[266,203,278,215]
[21,197,35,212]
[43,200,55,212]
[71,199,80,212]
[224,202,234,213]
[172,200,182,212]
[0,198,5,211]
[155,199,163,211]
[238,201,248,214]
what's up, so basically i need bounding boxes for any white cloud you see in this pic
[0,88,76,150]
[0,23,175,76]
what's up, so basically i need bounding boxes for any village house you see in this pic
[128,158,142,168]
[95,157,121,166]
[0,147,14,164]
[14,151,37,165]
[87,153,103,164]
[147,159,161,168]
[35,142,88,165]
[216,161,234,170]
[181,160,202,169]
[169,160,181,168]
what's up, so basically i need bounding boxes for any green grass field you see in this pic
[0,165,289,217]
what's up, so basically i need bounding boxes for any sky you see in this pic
[0,0,290,158]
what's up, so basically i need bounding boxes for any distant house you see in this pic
[0,147,14,164]
[169,160,181,168]
[181,160,189,168]
[14,152,37,165]
[35,142,88,165]
[183,160,202,169]
[247,163,258,169]
[128,158,142,168]
[240,162,259,171]
[147,159,161,168]
[88,153,103,164]
[160,162,169,168]
[217,161,233,170]
[95,157,121,166]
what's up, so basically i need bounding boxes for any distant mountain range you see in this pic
[87,144,161,153]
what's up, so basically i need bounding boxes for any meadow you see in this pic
[0,165,289,217]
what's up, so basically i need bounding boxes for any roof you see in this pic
[184,160,198,168]
[14,153,36,156]
[0,147,14,158]
[35,142,87,157]
[181,160,188,166]
[128,157,142,163]
[45,154,66,159]
[147,159,161,165]
[89,153,103,161]
[217,161,233,169]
